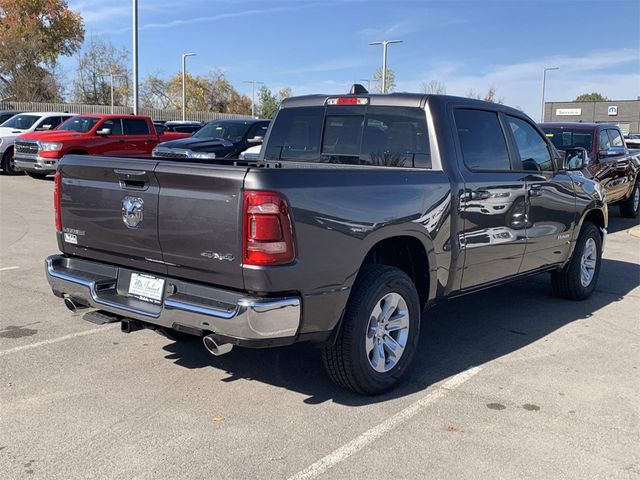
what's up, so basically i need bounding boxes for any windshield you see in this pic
[58,116,100,133]
[193,121,250,142]
[0,114,40,130]
[543,128,594,155]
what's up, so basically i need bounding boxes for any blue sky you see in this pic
[67,0,639,118]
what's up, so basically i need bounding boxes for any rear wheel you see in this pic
[26,172,49,180]
[322,265,421,395]
[551,222,602,300]
[619,180,639,218]
[1,148,23,176]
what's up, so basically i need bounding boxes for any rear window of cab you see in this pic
[263,106,430,168]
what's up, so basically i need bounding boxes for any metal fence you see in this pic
[0,101,252,122]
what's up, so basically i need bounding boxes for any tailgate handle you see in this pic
[114,169,149,190]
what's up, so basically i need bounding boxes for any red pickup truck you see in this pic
[13,114,190,178]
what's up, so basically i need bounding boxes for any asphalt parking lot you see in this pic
[1,175,639,480]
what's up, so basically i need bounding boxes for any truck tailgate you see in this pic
[59,156,166,275]
[155,163,248,290]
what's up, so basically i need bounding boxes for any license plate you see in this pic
[128,273,165,304]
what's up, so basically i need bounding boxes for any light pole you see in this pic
[132,0,138,114]
[181,53,196,121]
[99,73,127,113]
[541,66,559,122]
[368,40,402,93]
[243,80,264,118]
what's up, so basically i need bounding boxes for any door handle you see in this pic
[528,185,543,197]
[470,190,492,200]
[114,169,148,190]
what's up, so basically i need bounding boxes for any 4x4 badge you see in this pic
[122,197,144,229]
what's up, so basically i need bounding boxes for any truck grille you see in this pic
[152,148,189,159]
[15,140,40,155]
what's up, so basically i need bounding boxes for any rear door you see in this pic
[503,114,575,271]
[155,163,248,290]
[59,156,166,275]
[122,118,155,156]
[454,107,528,289]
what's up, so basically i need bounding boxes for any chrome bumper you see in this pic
[14,153,58,173]
[45,255,301,340]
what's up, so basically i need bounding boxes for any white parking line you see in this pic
[0,266,20,272]
[287,366,482,480]
[0,324,118,357]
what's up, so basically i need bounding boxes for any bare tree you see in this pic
[421,80,447,94]
[467,86,504,103]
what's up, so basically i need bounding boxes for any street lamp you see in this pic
[541,66,559,122]
[243,80,264,118]
[132,0,138,115]
[99,73,127,113]
[181,53,196,121]
[368,40,402,93]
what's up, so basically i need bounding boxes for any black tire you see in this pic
[551,222,602,300]
[619,180,639,218]
[156,327,198,342]
[322,265,421,395]
[26,172,49,180]
[1,147,23,176]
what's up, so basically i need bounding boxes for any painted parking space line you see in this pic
[287,366,482,480]
[0,266,20,272]
[0,324,118,357]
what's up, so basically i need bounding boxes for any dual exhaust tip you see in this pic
[64,296,233,356]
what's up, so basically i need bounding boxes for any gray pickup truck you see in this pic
[46,88,607,394]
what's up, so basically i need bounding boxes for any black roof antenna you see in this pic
[349,83,368,95]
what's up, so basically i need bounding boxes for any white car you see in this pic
[624,134,640,149]
[239,144,262,161]
[0,112,74,175]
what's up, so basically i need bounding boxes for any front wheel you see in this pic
[551,222,602,300]
[1,148,23,176]
[619,180,639,218]
[322,265,421,395]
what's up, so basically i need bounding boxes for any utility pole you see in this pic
[368,40,402,93]
[244,80,264,117]
[99,73,126,113]
[541,66,559,122]
[181,53,196,121]
[132,0,139,114]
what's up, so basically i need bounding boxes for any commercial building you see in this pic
[543,98,640,134]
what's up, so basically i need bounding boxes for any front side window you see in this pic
[246,122,269,140]
[454,109,511,171]
[102,119,123,135]
[122,118,150,135]
[507,116,553,171]
[607,129,624,147]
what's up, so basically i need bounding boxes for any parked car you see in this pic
[238,144,262,160]
[152,118,269,160]
[0,112,73,175]
[0,110,23,125]
[14,114,191,179]
[624,133,640,149]
[163,120,203,134]
[46,89,607,395]
[541,123,640,217]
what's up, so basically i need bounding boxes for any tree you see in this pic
[0,0,84,101]
[574,92,609,102]
[372,67,396,93]
[467,86,503,103]
[256,86,292,118]
[73,38,130,106]
[421,80,446,94]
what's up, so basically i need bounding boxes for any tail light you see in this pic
[54,171,62,232]
[243,190,295,266]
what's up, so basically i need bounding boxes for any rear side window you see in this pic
[454,109,511,171]
[264,105,429,168]
[123,118,150,135]
[506,116,553,171]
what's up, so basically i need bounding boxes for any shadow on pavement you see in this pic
[162,220,639,406]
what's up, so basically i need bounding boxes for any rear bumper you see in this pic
[14,153,58,173]
[45,255,301,342]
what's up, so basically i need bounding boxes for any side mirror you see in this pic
[247,135,264,144]
[564,147,588,170]
[599,146,625,158]
[36,124,52,131]
[96,128,112,136]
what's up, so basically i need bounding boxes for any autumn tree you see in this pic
[257,86,292,118]
[73,38,130,106]
[574,92,609,102]
[372,67,396,93]
[0,0,84,101]
[421,80,446,94]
